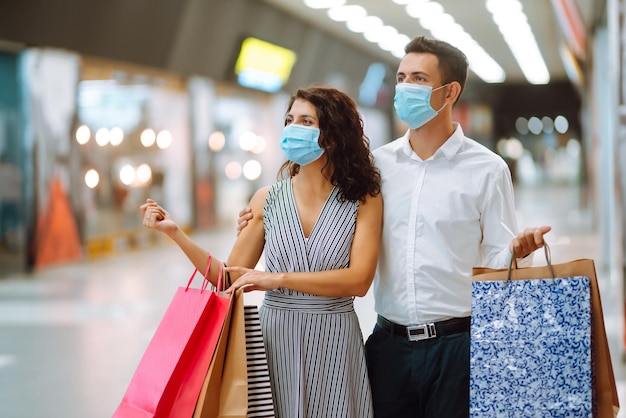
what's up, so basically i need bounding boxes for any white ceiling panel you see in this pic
[259,0,597,84]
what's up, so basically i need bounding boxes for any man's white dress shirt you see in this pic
[373,124,531,326]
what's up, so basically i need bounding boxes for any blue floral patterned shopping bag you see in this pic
[470,245,619,418]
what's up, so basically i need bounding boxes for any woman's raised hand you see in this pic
[140,198,177,234]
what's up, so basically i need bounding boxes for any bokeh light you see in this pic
[136,163,152,184]
[243,159,262,180]
[110,127,124,146]
[209,131,226,152]
[76,125,91,145]
[141,129,156,147]
[95,128,110,146]
[119,164,136,186]
[225,161,242,179]
[156,130,172,149]
[239,131,257,151]
[85,169,100,188]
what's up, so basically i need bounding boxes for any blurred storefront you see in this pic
[0,51,26,276]
[0,46,392,277]
[73,56,193,258]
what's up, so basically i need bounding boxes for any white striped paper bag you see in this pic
[244,305,275,417]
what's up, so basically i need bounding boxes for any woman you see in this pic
[141,85,382,417]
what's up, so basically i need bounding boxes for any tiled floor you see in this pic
[0,182,623,417]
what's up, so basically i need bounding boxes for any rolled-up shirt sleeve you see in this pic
[479,162,533,269]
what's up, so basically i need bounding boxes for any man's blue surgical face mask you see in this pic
[393,83,449,129]
[280,124,324,166]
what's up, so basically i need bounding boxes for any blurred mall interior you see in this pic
[0,0,625,416]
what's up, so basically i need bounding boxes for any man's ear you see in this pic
[447,81,462,104]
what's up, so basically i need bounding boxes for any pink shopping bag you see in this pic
[113,259,232,418]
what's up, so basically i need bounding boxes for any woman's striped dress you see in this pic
[259,178,374,418]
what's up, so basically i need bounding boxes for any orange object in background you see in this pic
[34,177,82,267]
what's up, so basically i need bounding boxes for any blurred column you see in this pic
[592,24,618,271]
[617,0,626,356]
[617,0,626,316]
[0,51,26,276]
[188,76,217,229]
[19,48,82,269]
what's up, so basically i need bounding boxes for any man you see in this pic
[238,36,550,417]
[362,36,549,417]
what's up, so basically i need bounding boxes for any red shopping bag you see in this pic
[113,258,232,418]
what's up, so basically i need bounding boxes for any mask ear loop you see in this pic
[432,82,451,93]
[432,83,452,113]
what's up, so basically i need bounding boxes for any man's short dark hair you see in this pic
[404,36,469,99]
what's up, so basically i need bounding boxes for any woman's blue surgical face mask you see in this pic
[280,124,324,166]
[394,83,449,129]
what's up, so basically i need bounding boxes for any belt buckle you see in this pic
[406,323,437,341]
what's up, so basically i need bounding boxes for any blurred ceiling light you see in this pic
[486,0,550,84]
[243,160,262,180]
[225,161,242,180]
[459,45,506,83]
[418,12,454,31]
[239,131,257,151]
[156,130,172,149]
[208,131,226,152]
[304,0,345,9]
[390,34,412,58]
[85,169,100,189]
[542,116,554,134]
[327,5,366,21]
[528,116,543,135]
[136,163,152,184]
[76,125,91,145]
[406,1,506,83]
[251,135,267,154]
[109,127,124,146]
[346,15,382,34]
[380,32,410,53]
[364,25,397,44]
[377,27,403,51]
[393,0,428,4]
[317,0,507,83]
[95,128,110,146]
[515,117,530,135]
[554,115,569,133]
[141,129,156,147]
[119,164,136,186]
[406,0,443,18]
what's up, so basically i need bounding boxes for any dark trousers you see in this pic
[365,323,470,418]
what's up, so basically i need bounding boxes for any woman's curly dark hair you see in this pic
[279,85,381,203]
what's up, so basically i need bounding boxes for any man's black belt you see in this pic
[376,315,470,342]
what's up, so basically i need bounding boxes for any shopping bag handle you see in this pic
[186,253,223,292]
[506,242,555,284]
[216,261,224,292]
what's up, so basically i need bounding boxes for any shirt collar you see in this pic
[400,123,465,161]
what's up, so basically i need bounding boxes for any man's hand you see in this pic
[237,206,253,236]
[509,225,552,258]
